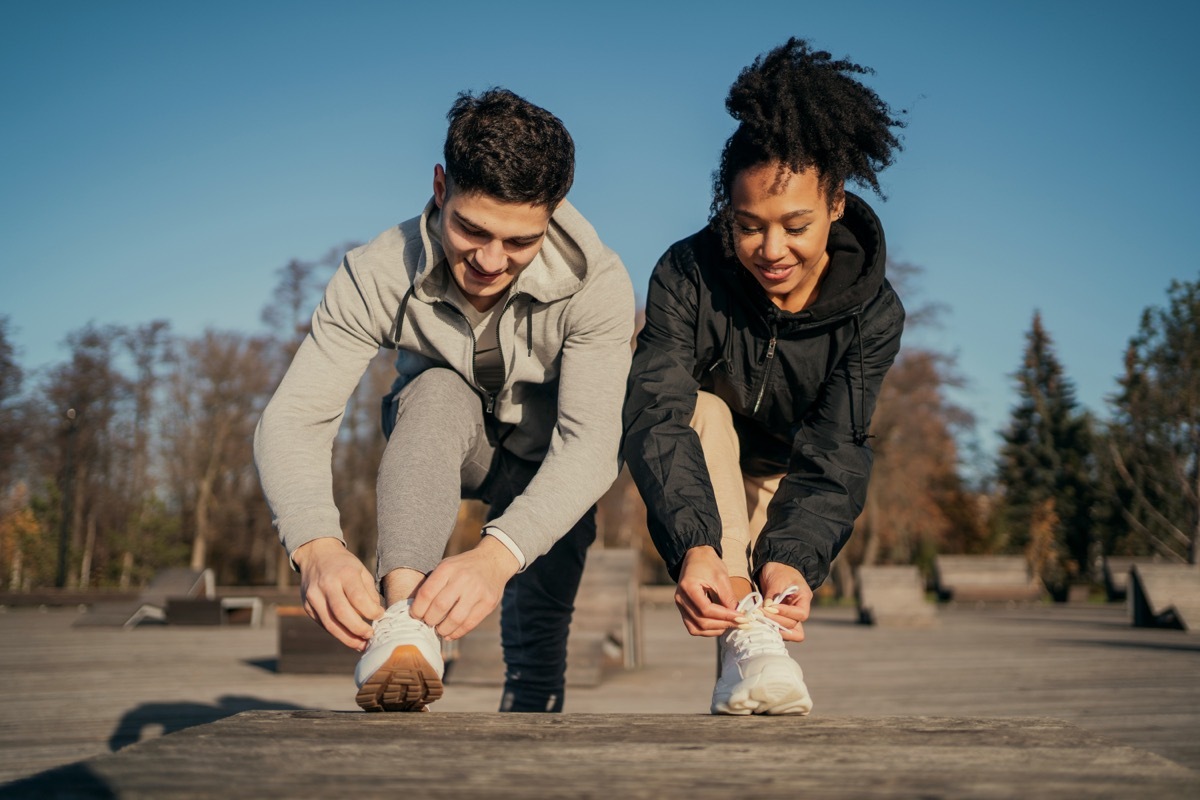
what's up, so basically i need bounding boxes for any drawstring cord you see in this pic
[389,285,416,347]
[393,284,534,359]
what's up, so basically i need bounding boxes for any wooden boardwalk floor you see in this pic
[1,598,1198,795]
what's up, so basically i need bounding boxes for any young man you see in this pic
[254,89,634,713]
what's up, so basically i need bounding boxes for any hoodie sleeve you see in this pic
[752,287,905,589]
[253,255,386,562]
[622,248,724,580]
[485,258,636,562]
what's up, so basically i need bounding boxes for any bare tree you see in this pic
[163,330,273,575]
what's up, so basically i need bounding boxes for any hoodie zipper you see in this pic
[751,319,778,416]
[438,292,523,415]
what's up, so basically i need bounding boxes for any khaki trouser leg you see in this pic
[690,392,783,583]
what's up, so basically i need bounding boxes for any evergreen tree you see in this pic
[1105,278,1200,564]
[996,312,1095,584]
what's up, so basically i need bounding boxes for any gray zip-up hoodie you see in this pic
[254,198,635,565]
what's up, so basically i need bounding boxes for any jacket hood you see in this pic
[721,191,888,331]
[412,197,600,304]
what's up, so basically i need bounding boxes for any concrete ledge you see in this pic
[8,711,1198,798]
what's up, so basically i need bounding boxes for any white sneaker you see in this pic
[711,588,813,716]
[355,600,445,712]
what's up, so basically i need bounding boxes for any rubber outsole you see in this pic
[355,644,444,712]
[711,661,813,716]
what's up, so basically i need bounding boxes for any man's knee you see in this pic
[391,368,482,429]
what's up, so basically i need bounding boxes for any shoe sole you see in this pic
[712,663,813,716]
[355,644,444,712]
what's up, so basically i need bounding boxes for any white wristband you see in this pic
[483,526,527,572]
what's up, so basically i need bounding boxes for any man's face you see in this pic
[433,165,554,313]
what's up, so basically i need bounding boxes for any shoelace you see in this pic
[726,586,801,660]
[370,601,429,641]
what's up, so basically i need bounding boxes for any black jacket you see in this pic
[623,193,904,588]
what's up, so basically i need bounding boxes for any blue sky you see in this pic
[2,0,1198,463]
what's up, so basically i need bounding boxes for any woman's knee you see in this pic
[690,390,735,433]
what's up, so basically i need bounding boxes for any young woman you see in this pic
[624,39,906,715]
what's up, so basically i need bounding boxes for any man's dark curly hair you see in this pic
[710,38,905,252]
[443,88,575,209]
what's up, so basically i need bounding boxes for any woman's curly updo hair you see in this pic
[710,38,905,253]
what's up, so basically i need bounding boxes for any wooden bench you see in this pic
[855,565,938,628]
[72,567,216,629]
[1129,563,1200,632]
[164,596,265,627]
[1103,556,1161,602]
[276,606,360,674]
[444,547,643,687]
[933,555,1044,603]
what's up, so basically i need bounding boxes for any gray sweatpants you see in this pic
[376,367,596,712]
[376,367,507,576]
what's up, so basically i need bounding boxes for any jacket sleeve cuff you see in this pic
[752,540,827,591]
[483,526,528,573]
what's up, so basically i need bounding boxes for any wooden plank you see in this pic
[6,712,1198,798]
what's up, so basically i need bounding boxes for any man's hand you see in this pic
[410,536,520,641]
[757,561,813,642]
[674,546,742,637]
[293,538,385,651]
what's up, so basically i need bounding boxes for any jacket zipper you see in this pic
[751,321,778,417]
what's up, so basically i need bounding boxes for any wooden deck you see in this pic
[1,598,1198,796]
[7,712,1198,798]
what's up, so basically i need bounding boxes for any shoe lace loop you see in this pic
[726,585,801,660]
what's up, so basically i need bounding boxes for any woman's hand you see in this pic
[674,546,742,637]
[757,561,813,642]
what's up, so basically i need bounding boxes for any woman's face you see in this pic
[730,162,844,312]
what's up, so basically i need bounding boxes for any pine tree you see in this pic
[996,312,1095,584]
[1105,278,1200,564]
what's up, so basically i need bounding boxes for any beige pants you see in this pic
[689,392,784,582]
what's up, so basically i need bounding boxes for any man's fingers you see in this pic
[346,571,386,622]
[304,593,370,650]
[409,570,447,623]
[326,588,376,641]
[438,598,490,641]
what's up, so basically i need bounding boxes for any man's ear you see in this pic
[433,164,447,208]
